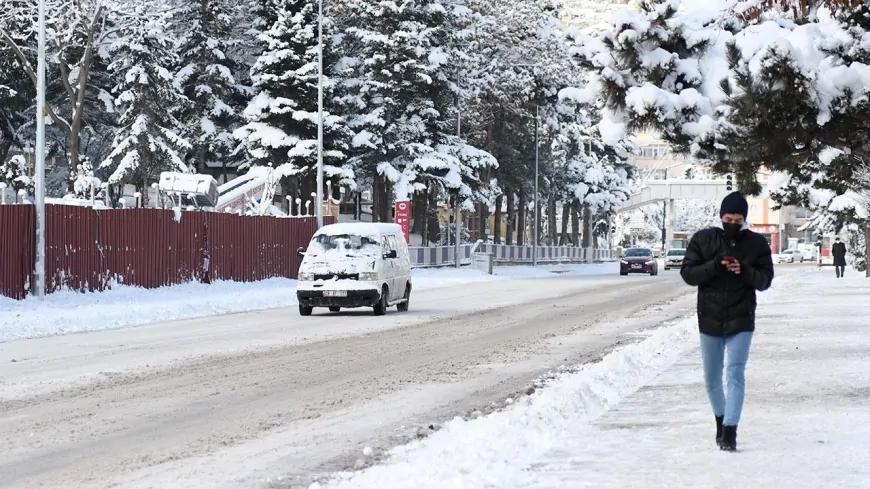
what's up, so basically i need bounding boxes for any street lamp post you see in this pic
[533,99,539,266]
[513,63,541,266]
[34,0,47,298]
[455,96,461,269]
[315,0,324,228]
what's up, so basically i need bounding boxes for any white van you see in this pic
[295,222,412,316]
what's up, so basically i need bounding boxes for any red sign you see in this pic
[394,199,410,243]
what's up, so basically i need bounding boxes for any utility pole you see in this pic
[315,0,324,228]
[454,94,461,268]
[34,0,47,298]
[532,90,539,266]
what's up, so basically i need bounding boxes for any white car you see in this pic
[663,248,686,270]
[295,222,412,316]
[778,249,804,263]
[774,252,794,264]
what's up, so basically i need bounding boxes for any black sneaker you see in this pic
[720,425,737,451]
[715,415,724,447]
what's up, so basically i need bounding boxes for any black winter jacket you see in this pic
[680,226,774,336]
[832,242,847,266]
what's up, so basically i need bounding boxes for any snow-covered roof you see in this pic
[314,222,403,239]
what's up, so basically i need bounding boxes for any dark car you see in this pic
[620,247,658,276]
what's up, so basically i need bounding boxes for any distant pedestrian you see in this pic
[817,239,823,268]
[832,237,847,278]
[680,191,775,452]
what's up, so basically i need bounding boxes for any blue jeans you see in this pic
[699,332,753,426]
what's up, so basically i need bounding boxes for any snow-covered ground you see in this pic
[0,262,615,342]
[308,268,870,489]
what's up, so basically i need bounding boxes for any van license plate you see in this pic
[324,290,347,297]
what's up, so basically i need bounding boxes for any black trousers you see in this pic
[836,265,845,277]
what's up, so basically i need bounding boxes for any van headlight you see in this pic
[298,272,314,281]
[646,261,655,265]
[358,272,378,281]
[620,260,628,264]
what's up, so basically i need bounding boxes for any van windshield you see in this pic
[667,249,685,256]
[309,234,380,256]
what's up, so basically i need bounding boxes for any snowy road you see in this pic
[0,272,693,489]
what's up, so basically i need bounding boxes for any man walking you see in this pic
[680,191,775,452]
[832,237,847,278]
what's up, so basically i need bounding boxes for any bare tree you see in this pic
[0,1,138,170]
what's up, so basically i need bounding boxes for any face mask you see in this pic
[722,222,743,239]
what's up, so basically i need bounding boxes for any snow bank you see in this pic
[0,263,616,342]
[314,314,697,489]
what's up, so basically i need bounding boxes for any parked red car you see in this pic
[620,247,658,276]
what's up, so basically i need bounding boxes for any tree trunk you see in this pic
[571,205,580,247]
[427,186,439,244]
[494,195,503,244]
[478,203,488,242]
[517,193,526,246]
[506,192,514,245]
[547,196,557,246]
[411,191,427,235]
[0,140,11,168]
[371,176,380,222]
[559,204,570,245]
[571,205,580,246]
[583,204,592,248]
[865,223,870,278]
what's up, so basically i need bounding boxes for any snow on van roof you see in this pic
[313,222,403,239]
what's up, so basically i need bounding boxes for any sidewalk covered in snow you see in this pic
[314,268,870,489]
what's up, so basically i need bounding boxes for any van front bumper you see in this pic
[296,289,381,308]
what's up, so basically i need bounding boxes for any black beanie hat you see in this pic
[720,191,748,218]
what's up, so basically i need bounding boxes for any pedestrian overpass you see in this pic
[616,179,732,247]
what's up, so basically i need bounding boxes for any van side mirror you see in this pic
[297,246,305,257]
[384,249,397,259]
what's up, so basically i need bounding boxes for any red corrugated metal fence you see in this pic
[0,205,332,299]
[0,205,34,299]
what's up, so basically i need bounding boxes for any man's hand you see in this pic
[721,258,741,275]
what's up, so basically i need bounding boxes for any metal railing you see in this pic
[408,241,616,268]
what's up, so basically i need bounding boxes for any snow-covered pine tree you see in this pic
[234,0,352,207]
[174,0,245,179]
[340,0,496,222]
[0,154,33,195]
[575,0,730,154]
[100,8,192,201]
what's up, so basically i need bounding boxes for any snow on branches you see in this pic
[568,0,870,229]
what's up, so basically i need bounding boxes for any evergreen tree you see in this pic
[100,9,192,199]
[0,154,33,195]
[174,0,245,178]
[340,0,496,220]
[234,0,352,188]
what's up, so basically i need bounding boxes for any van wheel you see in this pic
[373,286,388,316]
[397,284,410,312]
[299,305,313,316]
[329,306,341,312]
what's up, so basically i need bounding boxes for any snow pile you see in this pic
[0,263,616,342]
[313,314,697,489]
